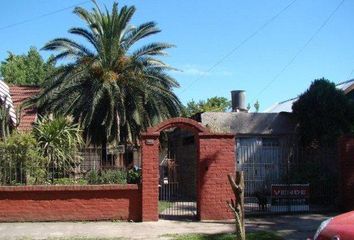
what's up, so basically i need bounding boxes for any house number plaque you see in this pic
[145,139,155,145]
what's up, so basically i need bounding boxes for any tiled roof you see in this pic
[9,85,40,132]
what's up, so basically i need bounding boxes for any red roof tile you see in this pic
[9,86,40,132]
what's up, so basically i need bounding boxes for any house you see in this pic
[265,79,354,113]
[190,90,297,197]
[188,82,346,211]
[9,85,40,132]
[0,79,40,132]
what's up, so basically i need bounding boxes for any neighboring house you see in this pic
[0,79,40,132]
[265,79,354,113]
[0,80,17,127]
[9,85,40,132]
[190,91,297,195]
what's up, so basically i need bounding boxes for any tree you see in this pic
[0,47,56,86]
[31,1,182,160]
[183,96,231,117]
[292,78,354,147]
[253,100,260,112]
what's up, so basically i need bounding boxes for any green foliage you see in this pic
[86,169,127,184]
[0,132,47,185]
[0,116,132,186]
[53,178,88,185]
[127,168,141,184]
[247,103,251,111]
[0,47,56,86]
[32,115,83,172]
[0,100,12,140]
[292,78,354,147]
[183,96,231,117]
[288,159,337,204]
[32,1,182,148]
[86,169,101,184]
[100,169,127,184]
[253,100,260,112]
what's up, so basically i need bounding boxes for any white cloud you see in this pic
[174,65,234,77]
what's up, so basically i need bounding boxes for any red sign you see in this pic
[271,184,310,198]
[271,184,310,212]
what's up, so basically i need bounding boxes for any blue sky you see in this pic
[0,0,353,111]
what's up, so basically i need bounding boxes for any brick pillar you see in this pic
[198,133,236,220]
[338,135,354,211]
[141,133,159,221]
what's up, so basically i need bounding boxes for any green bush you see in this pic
[288,160,337,204]
[53,178,88,185]
[86,169,127,184]
[101,169,127,184]
[33,115,83,173]
[127,168,141,184]
[0,132,47,185]
[86,169,101,184]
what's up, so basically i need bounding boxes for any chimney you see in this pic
[231,90,247,112]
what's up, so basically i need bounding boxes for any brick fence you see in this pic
[141,117,235,221]
[0,184,141,222]
[339,135,354,211]
[0,118,236,222]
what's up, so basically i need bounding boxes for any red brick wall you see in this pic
[339,135,354,211]
[198,133,235,220]
[0,184,141,222]
[140,134,159,221]
[141,118,236,221]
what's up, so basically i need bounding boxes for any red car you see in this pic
[314,211,354,240]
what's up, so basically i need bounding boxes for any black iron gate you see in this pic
[159,158,197,220]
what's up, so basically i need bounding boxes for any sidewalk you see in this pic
[0,214,331,240]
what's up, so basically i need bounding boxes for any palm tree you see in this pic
[31,1,182,160]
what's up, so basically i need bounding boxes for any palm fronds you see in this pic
[33,0,182,146]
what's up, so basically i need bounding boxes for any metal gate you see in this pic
[236,137,338,215]
[159,157,197,220]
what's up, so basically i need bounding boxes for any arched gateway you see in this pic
[141,117,236,221]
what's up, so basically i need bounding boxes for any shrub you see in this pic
[127,167,141,184]
[86,169,127,184]
[53,178,88,185]
[292,78,354,147]
[101,169,127,184]
[0,132,47,185]
[33,115,83,174]
[86,169,101,184]
[288,160,337,204]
